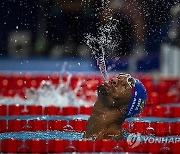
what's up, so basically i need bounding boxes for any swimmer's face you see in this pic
[97,73,134,107]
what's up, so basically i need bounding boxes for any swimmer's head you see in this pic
[125,74,147,118]
[97,73,147,118]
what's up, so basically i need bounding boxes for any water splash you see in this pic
[85,7,119,81]
[0,73,94,107]
[25,74,93,107]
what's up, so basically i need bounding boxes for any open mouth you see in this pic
[97,82,112,95]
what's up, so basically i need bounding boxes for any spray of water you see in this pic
[0,73,94,107]
[26,73,94,107]
[84,0,119,81]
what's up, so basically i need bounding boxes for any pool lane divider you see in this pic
[0,119,87,132]
[1,104,180,117]
[122,120,180,136]
[0,104,93,116]
[0,119,180,136]
[0,138,180,153]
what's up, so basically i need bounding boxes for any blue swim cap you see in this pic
[125,77,147,118]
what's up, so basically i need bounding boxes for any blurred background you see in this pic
[0,0,180,73]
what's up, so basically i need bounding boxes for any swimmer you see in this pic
[84,73,147,140]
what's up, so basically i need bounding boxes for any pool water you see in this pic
[0,131,83,140]
[0,115,89,120]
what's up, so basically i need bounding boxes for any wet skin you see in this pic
[84,73,133,140]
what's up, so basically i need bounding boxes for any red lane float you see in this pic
[94,139,117,152]
[26,105,43,115]
[44,106,61,115]
[48,139,70,153]
[28,119,47,131]
[71,140,94,152]
[1,139,23,153]
[170,106,180,117]
[122,121,180,136]
[147,92,160,105]
[2,104,180,117]
[1,119,180,136]
[0,104,93,116]
[0,104,7,116]
[69,120,86,131]
[8,105,43,115]
[1,138,180,153]
[0,119,87,132]
[48,120,67,131]
[8,119,27,132]
[170,121,180,135]
[62,106,78,115]
[151,105,168,117]
[0,119,6,132]
[139,105,180,118]
[8,104,25,115]
[147,92,179,105]
[79,106,93,115]
[24,139,47,153]
[130,121,149,134]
